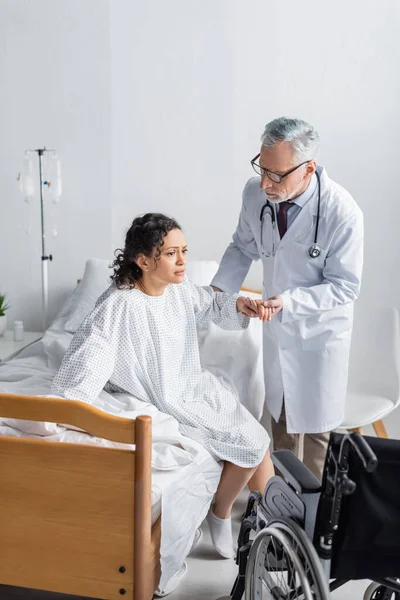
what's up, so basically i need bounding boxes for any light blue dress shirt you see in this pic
[276,173,318,232]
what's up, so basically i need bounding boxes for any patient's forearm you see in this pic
[211,285,222,292]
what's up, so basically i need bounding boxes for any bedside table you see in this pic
[0,331,42,362]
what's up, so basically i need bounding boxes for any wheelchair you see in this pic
[218,432,400,600]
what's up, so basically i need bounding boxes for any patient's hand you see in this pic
[237,296,274,320]
[236,296,260,318]
[237,296,283,322]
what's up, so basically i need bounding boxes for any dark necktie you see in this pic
[277,201,293,238]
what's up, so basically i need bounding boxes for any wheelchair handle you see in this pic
[350,433,378,473]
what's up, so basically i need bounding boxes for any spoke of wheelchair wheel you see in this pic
[288,559,298,596]
[279,545,289,595]
[261,539,273,596]
[287,561,295,593]
[269,537,287,597]
[288,586,303,600]
[292,534,315,599]
[289,535,311,600]
[286,535,302,599]
[271,537,284,593]
[262,532,319,600]
[287,574,304,599]
[288,575,304,599]
[278,548,290,597]
[263,541,274,595]
[290,537,299,591]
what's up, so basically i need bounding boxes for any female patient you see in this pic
[52,213,274,558]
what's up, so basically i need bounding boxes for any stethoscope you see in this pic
[259,171,322,259]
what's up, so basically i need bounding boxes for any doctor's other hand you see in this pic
[236,296,260,318]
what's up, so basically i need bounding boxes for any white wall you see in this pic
[0,0,112,331]
[111,0,400,305]
[1,0,400,331]
[231,0,400,300]
[110,0,236,263]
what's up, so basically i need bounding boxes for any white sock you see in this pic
[206,509,235,559]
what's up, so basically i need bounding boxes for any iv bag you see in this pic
[47,153,62,201]
[19,156,35,198]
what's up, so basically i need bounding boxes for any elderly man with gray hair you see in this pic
[211,117,364,480]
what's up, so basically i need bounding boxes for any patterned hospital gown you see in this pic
[52,280,270,468]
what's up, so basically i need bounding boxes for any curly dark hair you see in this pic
[111,213,182,289]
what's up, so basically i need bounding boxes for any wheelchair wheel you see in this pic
[245,518,330,600]
[364,582,400,600]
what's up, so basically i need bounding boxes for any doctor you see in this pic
[211,117,364,479]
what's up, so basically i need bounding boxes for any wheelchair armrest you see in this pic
[272,450,321,494]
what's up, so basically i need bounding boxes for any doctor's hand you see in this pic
[258,296,283,322]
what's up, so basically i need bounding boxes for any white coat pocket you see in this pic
[298,305,352,351]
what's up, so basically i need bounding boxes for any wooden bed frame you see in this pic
[0,392,160,600]
[240,286,262,295]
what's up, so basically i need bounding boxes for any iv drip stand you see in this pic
[29,147,55,332]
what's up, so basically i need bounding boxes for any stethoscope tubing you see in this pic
[259,171,322,258]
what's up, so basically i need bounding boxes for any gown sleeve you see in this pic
[51,293,125,404]
[186,279,250,331]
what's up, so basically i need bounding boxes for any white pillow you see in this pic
[185,260,219,286]
[65,258,112,333]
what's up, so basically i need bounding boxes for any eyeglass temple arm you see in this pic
[250,153,260,164]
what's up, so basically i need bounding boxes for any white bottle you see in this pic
[13,320,24,342]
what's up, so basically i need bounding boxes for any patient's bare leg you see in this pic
[213,461,256,519]
[247,449,275,493]
[207,451,273,558]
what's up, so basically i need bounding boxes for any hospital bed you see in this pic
[0,259,265,599]
[0,392,159,600]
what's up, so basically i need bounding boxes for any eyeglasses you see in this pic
[250,154,310,183]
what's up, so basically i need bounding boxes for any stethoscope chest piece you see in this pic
[308,244,321,259]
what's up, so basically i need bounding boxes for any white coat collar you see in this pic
[294,165,329,218]
[290,172,317,209]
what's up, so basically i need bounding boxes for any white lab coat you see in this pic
[211,167,364,434]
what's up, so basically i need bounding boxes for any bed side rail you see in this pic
[0,391,136,444]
